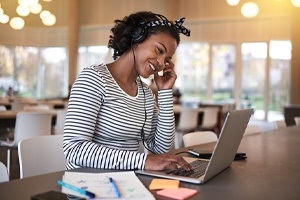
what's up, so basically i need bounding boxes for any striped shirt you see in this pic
[63,64,175,170]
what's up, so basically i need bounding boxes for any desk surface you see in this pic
[1,125,300,200]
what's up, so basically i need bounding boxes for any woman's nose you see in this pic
[156,58,165,70]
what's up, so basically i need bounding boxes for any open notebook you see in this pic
[135,108,253,184]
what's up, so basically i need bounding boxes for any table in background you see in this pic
[1,126,299,200]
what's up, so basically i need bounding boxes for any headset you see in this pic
[131,13,170,44]
[131,21,148,44]
[132,20,147,43]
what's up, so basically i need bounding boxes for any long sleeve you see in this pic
[63,66,147,170]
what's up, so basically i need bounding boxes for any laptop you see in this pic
[135,108,253,184]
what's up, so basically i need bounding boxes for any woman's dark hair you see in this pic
[108,11,180,60]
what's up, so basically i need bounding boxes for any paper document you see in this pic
[61,171,155,200]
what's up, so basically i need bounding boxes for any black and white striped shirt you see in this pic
[63,64,175,170]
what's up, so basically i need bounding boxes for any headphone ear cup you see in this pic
[132,26,147,43]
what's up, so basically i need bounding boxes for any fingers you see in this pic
[165,162,178,171]
[165,155,193,171]
[145,154,193,171]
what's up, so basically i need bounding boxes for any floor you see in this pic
[0,117,276,181]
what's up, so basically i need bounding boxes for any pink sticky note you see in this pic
[157,187,198,200]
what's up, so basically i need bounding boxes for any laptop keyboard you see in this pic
[167,159,209,178]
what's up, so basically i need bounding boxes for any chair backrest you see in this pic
[201,107,219,129]
[273,120,286,129]
[13,111,52,147]
[294,116,300,125]
[244,124,262,136]
[18,134,67,179]
[182,131,218,147]
[177,106,199,132]
[0,161,9,183]
[0,105,7,111]
[54,109,67,135]
[11,101,27,111]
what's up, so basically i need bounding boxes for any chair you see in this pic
[18,134,67,178]
[294,117,300,125]
[182,131,218,147]
[0,111,52,177]
[0,105,7,111]
[53,109,67,135]
[273,120,286,129]
[0,161,9,183]
[174,106,199,149]
[11,101,27,111]
[199,107,220,133]
[244,124,262,136]
[23,104,50,111]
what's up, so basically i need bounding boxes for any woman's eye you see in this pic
[157,47,164,54]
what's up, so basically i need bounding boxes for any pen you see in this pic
[57,180,96,199]
[109,177,121,198]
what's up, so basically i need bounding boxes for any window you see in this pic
[77,46,113,75]
[268,40,291,115]
[211,44,235,102]
[175,42,210,103]
[241,42,267,119]
[175,40,290,121]
[0,45,68,99]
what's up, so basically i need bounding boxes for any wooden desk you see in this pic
[1,126,299,200]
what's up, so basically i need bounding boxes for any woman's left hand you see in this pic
[154,60,177,90]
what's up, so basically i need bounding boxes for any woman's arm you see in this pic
[146,89,175,154]
[63,66,146,170]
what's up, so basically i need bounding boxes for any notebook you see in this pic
[135,108,253,184]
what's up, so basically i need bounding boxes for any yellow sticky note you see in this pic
[149,179,180,190]
[157,187,198,200]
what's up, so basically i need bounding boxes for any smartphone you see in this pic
[188,149,247,161]
[31,190,86,200]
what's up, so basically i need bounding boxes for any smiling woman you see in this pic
[63,11,194,173]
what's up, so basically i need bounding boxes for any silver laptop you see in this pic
[135,108,253,184]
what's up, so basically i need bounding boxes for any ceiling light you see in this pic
[241,2,259,18]
[40,10,51,20]
[30,3,42,14]
[226,0,240,6]
[10,17,25,30]
[17,5,30,17]
[0,14,9,24]
[42,14,56,26]
[291,0,300,7]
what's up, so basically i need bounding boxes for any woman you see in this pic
[63,11,192,171]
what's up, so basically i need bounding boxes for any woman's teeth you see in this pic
[149,63,156,71]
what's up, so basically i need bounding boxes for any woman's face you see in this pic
[135,32,177,78]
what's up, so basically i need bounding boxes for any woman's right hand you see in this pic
[144,153,193,171]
